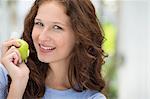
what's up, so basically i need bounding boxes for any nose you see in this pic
[39,27,51,42]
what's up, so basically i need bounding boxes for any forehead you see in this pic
[38,1,65,15]
[36,1,70,24]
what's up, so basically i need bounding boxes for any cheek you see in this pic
[32,28,38,41]
[58,36,75,51]
[31,29,40,49]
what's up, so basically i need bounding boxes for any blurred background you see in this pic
[0,0,149,99]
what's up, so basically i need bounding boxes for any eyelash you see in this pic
[34,22,44,27]
[34,21,63,31]
[53,25,63,30]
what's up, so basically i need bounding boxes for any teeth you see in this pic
[40,45,55,50]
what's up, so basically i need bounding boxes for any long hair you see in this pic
[8,0,106,98]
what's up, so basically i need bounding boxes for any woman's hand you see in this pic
[1,39,30,99]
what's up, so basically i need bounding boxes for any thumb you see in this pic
[19,63,30,74]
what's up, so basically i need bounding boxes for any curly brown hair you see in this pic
[8,0,106,98]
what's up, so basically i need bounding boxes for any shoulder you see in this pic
[0,63,8,98]
[85,90,106,99]
[0,63,8,86]
[88,92,106,99]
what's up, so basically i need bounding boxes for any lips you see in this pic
[39,44,56,53]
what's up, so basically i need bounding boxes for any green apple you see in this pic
[17,39,29,62]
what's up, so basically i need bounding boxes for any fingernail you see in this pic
[19,60,22,64]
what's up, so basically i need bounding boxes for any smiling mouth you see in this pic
[39,44,56,53]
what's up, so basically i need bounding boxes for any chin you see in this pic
[37,54,49,63]
[38,57,50,63]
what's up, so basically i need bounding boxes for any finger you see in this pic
[2,52,21,77]
[1,39,20,56]
[3,38,20,48]
[12,52,19,65]
[6,51,19,65]
[3,52,18,71]
[5,46,22,64]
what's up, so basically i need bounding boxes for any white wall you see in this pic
[0,1,11,42]
[148,0,150,97]
[0,0,33,59]
[118,0,149,99]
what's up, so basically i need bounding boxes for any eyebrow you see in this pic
[34,18,42,21]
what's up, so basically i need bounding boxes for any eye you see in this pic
[53,25,63,30]
[34,21,44,27]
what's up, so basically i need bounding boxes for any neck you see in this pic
[45,60,71,90]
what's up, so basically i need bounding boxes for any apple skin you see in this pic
[17,39,29,62]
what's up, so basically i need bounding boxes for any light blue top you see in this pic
[0,63,106,99]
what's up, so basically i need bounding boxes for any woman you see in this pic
[0,0,106,99]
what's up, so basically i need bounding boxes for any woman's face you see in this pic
[32,1,75,64]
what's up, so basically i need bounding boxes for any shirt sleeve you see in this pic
[88,92,107,99]
[0,63,8,99]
